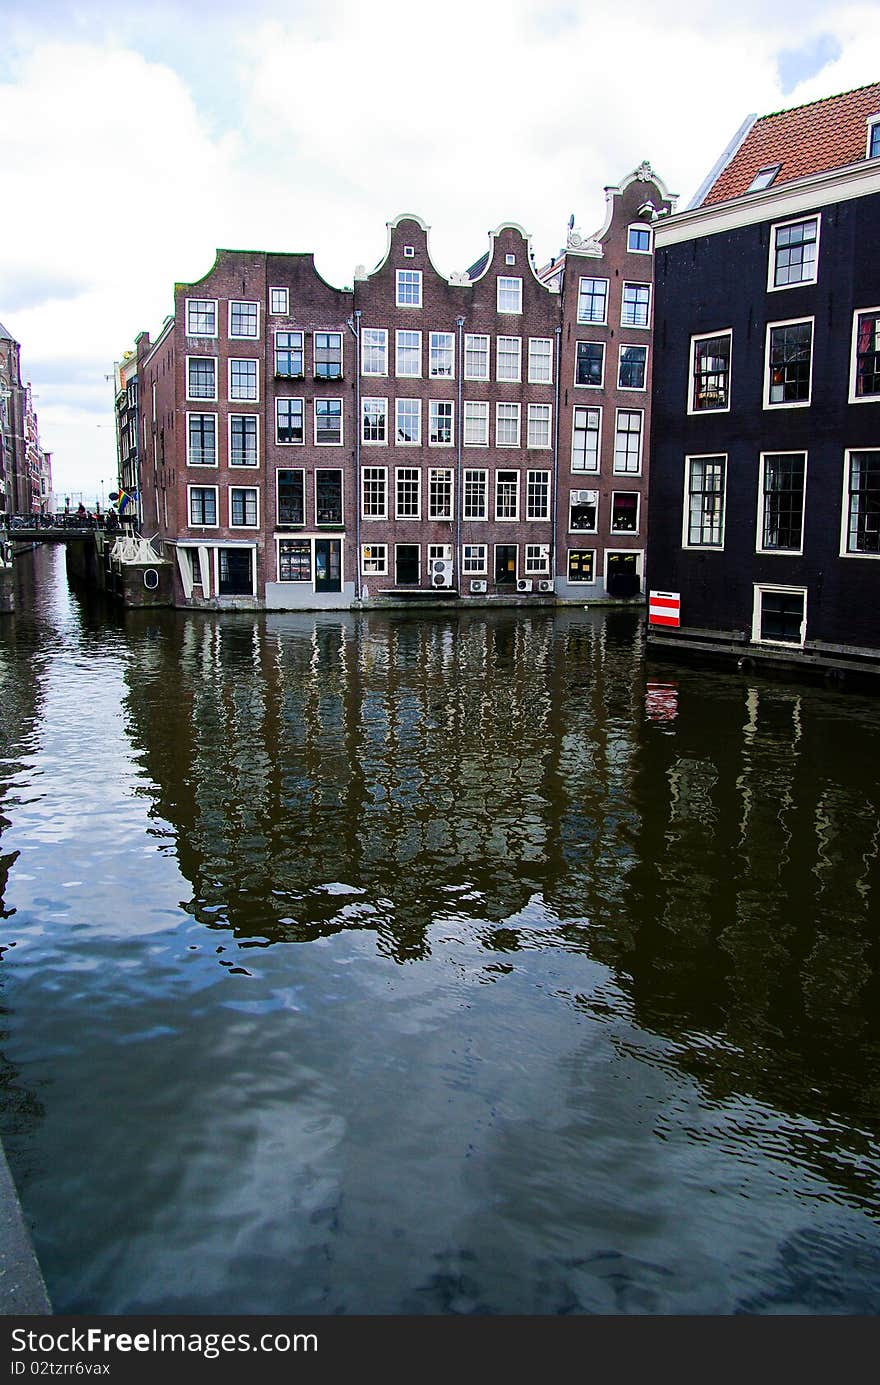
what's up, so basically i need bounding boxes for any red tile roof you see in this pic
[701,81,880,206]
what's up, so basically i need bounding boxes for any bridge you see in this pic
[4,515,126,543]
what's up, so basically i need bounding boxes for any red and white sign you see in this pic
[648,590,681,627]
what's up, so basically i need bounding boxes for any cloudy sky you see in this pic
[1,0,878,505]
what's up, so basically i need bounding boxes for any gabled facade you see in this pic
[648,82,880,677]
[0,324,51,517]
[113,352,140,524]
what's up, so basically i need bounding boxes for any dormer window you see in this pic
[868,117,880,159]
[747,164,780,193]
[627,224,652,254]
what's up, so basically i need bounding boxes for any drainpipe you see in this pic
[347,309,362,601]
[551,323,562,592]
[455,315,465,591]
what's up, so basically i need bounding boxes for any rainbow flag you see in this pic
[118,488,137,513]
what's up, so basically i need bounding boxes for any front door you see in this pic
[395,544,420,585]
[314,538,341,593]
[495,544,517,586]
[218,548,253,595]
[606,551,640,598]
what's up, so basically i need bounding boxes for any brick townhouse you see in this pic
[128,162,673,609]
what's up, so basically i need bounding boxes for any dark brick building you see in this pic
[648,82,880,677]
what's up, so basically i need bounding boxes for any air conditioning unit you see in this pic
[470,579,487,594]
[430,557,453,588]
[538,579,554,593]
[516,578,533,594]
[572,489,599,506]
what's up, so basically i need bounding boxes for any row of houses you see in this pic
[0,323,53,520]
[116,80,880,676]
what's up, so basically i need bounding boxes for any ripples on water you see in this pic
[1,545,880,1313]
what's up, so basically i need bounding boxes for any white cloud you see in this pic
[1,1,877,502]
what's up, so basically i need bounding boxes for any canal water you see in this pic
[2,544,880,1314]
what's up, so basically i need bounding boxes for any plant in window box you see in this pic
[314,371,343,381]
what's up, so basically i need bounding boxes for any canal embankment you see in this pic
[0,1138,51,1313]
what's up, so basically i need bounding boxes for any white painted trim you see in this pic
[276,466,305,525]
[576,276,610,327]
[428,466,455,522]
[565,547,597,584]
[314,467,344,528]
[184,298,218,338]
[395,396,422,446]
[395,268,423,308]
[574,339,606,389]
[185,354,218,402]
[428,399,455,447]
[620,281,652,330]
[571,403,602,474]
[228,483,261,530]
[393,541,422,584]
[494,400,521,448]
[273,329,305,380]
[766,212,821,293]
[496,335,522,383]
[394,465,422,521]
[609,490,641,536]
[268,286,289,316]
[227,356,260,403]
[603,548,644,584]
[463,334,490,380]
[361,396,389,446]
[527,337,554,384]
[763,316,814,410]
[275,396,305,446]
[848,306,880,403]
[313,330,344,380]
[752,583,807,647]
[429,331,456,380]
[866,114,880,159]
[496,275,523,314]
[612,407,645,475]
[461,542,488,576]
[681,453,728,551]
[686,329,733,415]
[462,467,489,521]
[525,468,551,521]
[361,327,389,377]
[617,342,649,392]
[227,300,260,341]
[568,487,599,535]
[314,396,344,446]
[186,482,219,528]
[755,450,807,555]
[361,463,389,522]
[227,411,260,468]
[361,541,389,576]
[395,329,422,378]
[526,403,552,450]
[463,400,490,447]
[494,468,520,522]
[185,410,218,467]
[840,448,880,558]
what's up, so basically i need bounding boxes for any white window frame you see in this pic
[428,399,454,447]
[361,466,388,521]
[185,355,217,402]
[275,397,305,446]
[228,413,260,468]
[361,542,388,575]
[764,316,814,410]
[495,401,521,448]
[617,344,649,392]
[610,491,640,535]
[228,300,260,340]
[361,328,388,377]
[527,403,552,450]
[276,536,313,584]
[567,548,597,584]
[464,334,490,380]
[314,468,344,526]
[571,405,601,473]
[569,489,598,535]
[395,329,422,378]
[229,485,260,529]
[528,338,553,384]
[577,277,609,326]
[868,115,880,158]
[613,409,644,474]
[362,397,389,446]
[840,449,880,559]
[524,542,550,574]
[274,329,305,379]
[186,412,218,468]
[575,340,605,389]
[396,269,423,307]
[768,215,821,292]
[752,584,807,647]
[688,329,733,415]
[314,330,344,380]
[627,224,653,255]
[496,336,522,382]
[848,306,880,403]
[276,468,305,525]
[395,397,422,446]
[463,469,488,521]
[497,276,523,313]
[314,397,344,446]
[228,357,259,402]
[462,543,487,575]
[269,287,289,316]
[187,483,219,527]
[429,332,455,380]
[494,469,520,522]
[395,467,421,520]
[756,451,807,556]
[185,298,217,338]
[428,468,454,521]
[620,282,652,329]
[525,469,550,521]
[682,454,727,550]
[463,400,489,447]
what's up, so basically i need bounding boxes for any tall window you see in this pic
[496,402,520,447]
[845,452,880,554]
[361,543,388,575]
[463,401,489,446]
[691,332,731,411]
[464,334,489,379]
[316,470,342,524]
[524,543,549,574]
[315,398,342,444]
[276,398,304,445]
[613,410,643,473]
[229,301,259,338]
[572,407,600,472]
[577,278,608,324]
[870,120,880,158]
[686,456,725,547]
[618,345,647,390]
[569,490,597,532]
[527,404,551,449]
[229,358,258,400]
[428,469,453,520]
[760,453,806,551]
[429,332,455,378]
[362,329,388,375]
[429,400,453,445]
[277,469,304,525]
[771,217,819,288]
[275,331,303,377]
[767,321,812,405]
[497,277,522,313]
[396,398,421,445]
[314,332,343,379]
[463,469,488,520]
[528,338,553,383]
[187,357,216,399]
[187,414,216,466]
[462,543,487,574]
[396,467,421,519]
[497,336,522,381]
[621,283,651,327]
[362,466,388,519]
[361,398,388,444]
[189,486,217,525]
[853,310,880,398]
[279,539,311,582]
[396,330,421,377]
[576,341,604,387]
[186,299,216,336]
[269,287,288,315]
[230,487,258,527]
[611,492,639,533]
[396,269,422,306]
[526,470,550,520]
[495,470,519,520]
[230,415,258,466]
